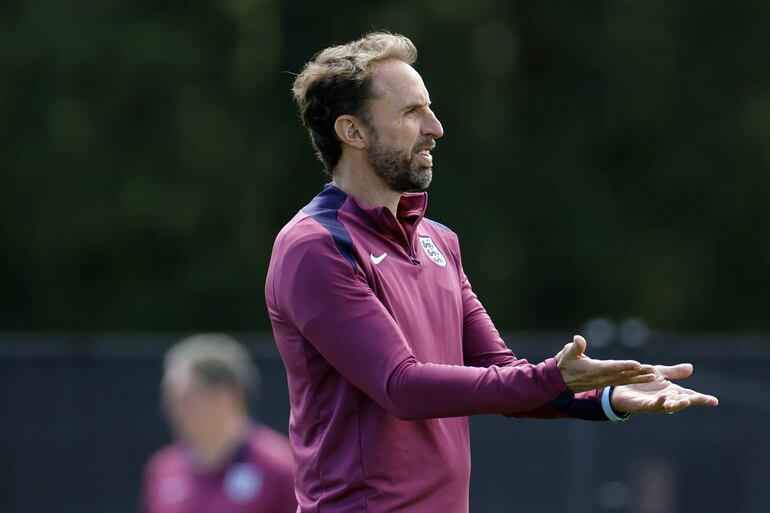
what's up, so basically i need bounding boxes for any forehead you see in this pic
[162,365,196,395]
[369,59,430,107]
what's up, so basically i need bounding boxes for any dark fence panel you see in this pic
[1,333,768,513]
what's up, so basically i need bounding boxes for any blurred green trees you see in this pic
[2,0,769,331]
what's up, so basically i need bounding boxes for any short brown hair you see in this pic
[292,32,417,174]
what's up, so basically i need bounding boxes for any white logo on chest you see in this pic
[419,236,447,267]
[370,252,387,265]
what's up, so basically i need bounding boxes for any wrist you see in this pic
[601,386,632,422]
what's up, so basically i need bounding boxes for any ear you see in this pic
[334,115,368,150]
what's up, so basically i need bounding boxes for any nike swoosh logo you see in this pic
[370,252,387,265]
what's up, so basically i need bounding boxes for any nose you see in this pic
[422,109,444,139]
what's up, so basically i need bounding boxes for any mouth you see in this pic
[415,144,435,167]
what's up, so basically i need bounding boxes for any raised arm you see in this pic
[269,231,572,419]
[269,229,652,420]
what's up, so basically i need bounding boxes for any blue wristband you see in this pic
[601,386,632,422]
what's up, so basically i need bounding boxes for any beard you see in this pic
[365,132,433,193]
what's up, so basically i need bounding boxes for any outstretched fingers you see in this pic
[600,359,646,374]
[659,386,719,413]
[599,361,656,386]
[663,397,691,414]
[679,387,719,407]
[619,373,658,386]
[656,363,694,380]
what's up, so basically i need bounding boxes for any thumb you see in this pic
[561,335,587,360]
[572,335,587,356]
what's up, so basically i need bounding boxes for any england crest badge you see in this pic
[419,236,447,267]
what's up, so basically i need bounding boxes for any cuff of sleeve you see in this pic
[601,386,632,422]
[541,357,568,391]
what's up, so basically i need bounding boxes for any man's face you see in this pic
[161,368,226,445]
[362,59,444,193]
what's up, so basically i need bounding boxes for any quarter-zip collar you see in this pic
[331,183,428,255]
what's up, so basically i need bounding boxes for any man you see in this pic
[265,32,718,513]
[141,334,297,513]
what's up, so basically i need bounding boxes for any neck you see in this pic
[188,413,248,470]
[331,156,401,216]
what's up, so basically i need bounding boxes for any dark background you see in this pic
[3,0,770,332]
[3,1,770,512]
[1,333,767,513]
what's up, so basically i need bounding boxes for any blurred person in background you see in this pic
[265,32,718,513]
[141,334,297,513]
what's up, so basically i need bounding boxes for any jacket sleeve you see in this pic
[269,229,569,420]
[454,239,609,421]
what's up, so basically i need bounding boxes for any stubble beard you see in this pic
[365,131,433,193]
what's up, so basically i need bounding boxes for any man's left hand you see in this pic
[611,363,719,414]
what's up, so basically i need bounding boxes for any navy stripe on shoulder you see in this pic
[301,184,357,272]
[424,218,455,234]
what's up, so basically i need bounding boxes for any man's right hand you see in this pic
[555,335,656,393]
